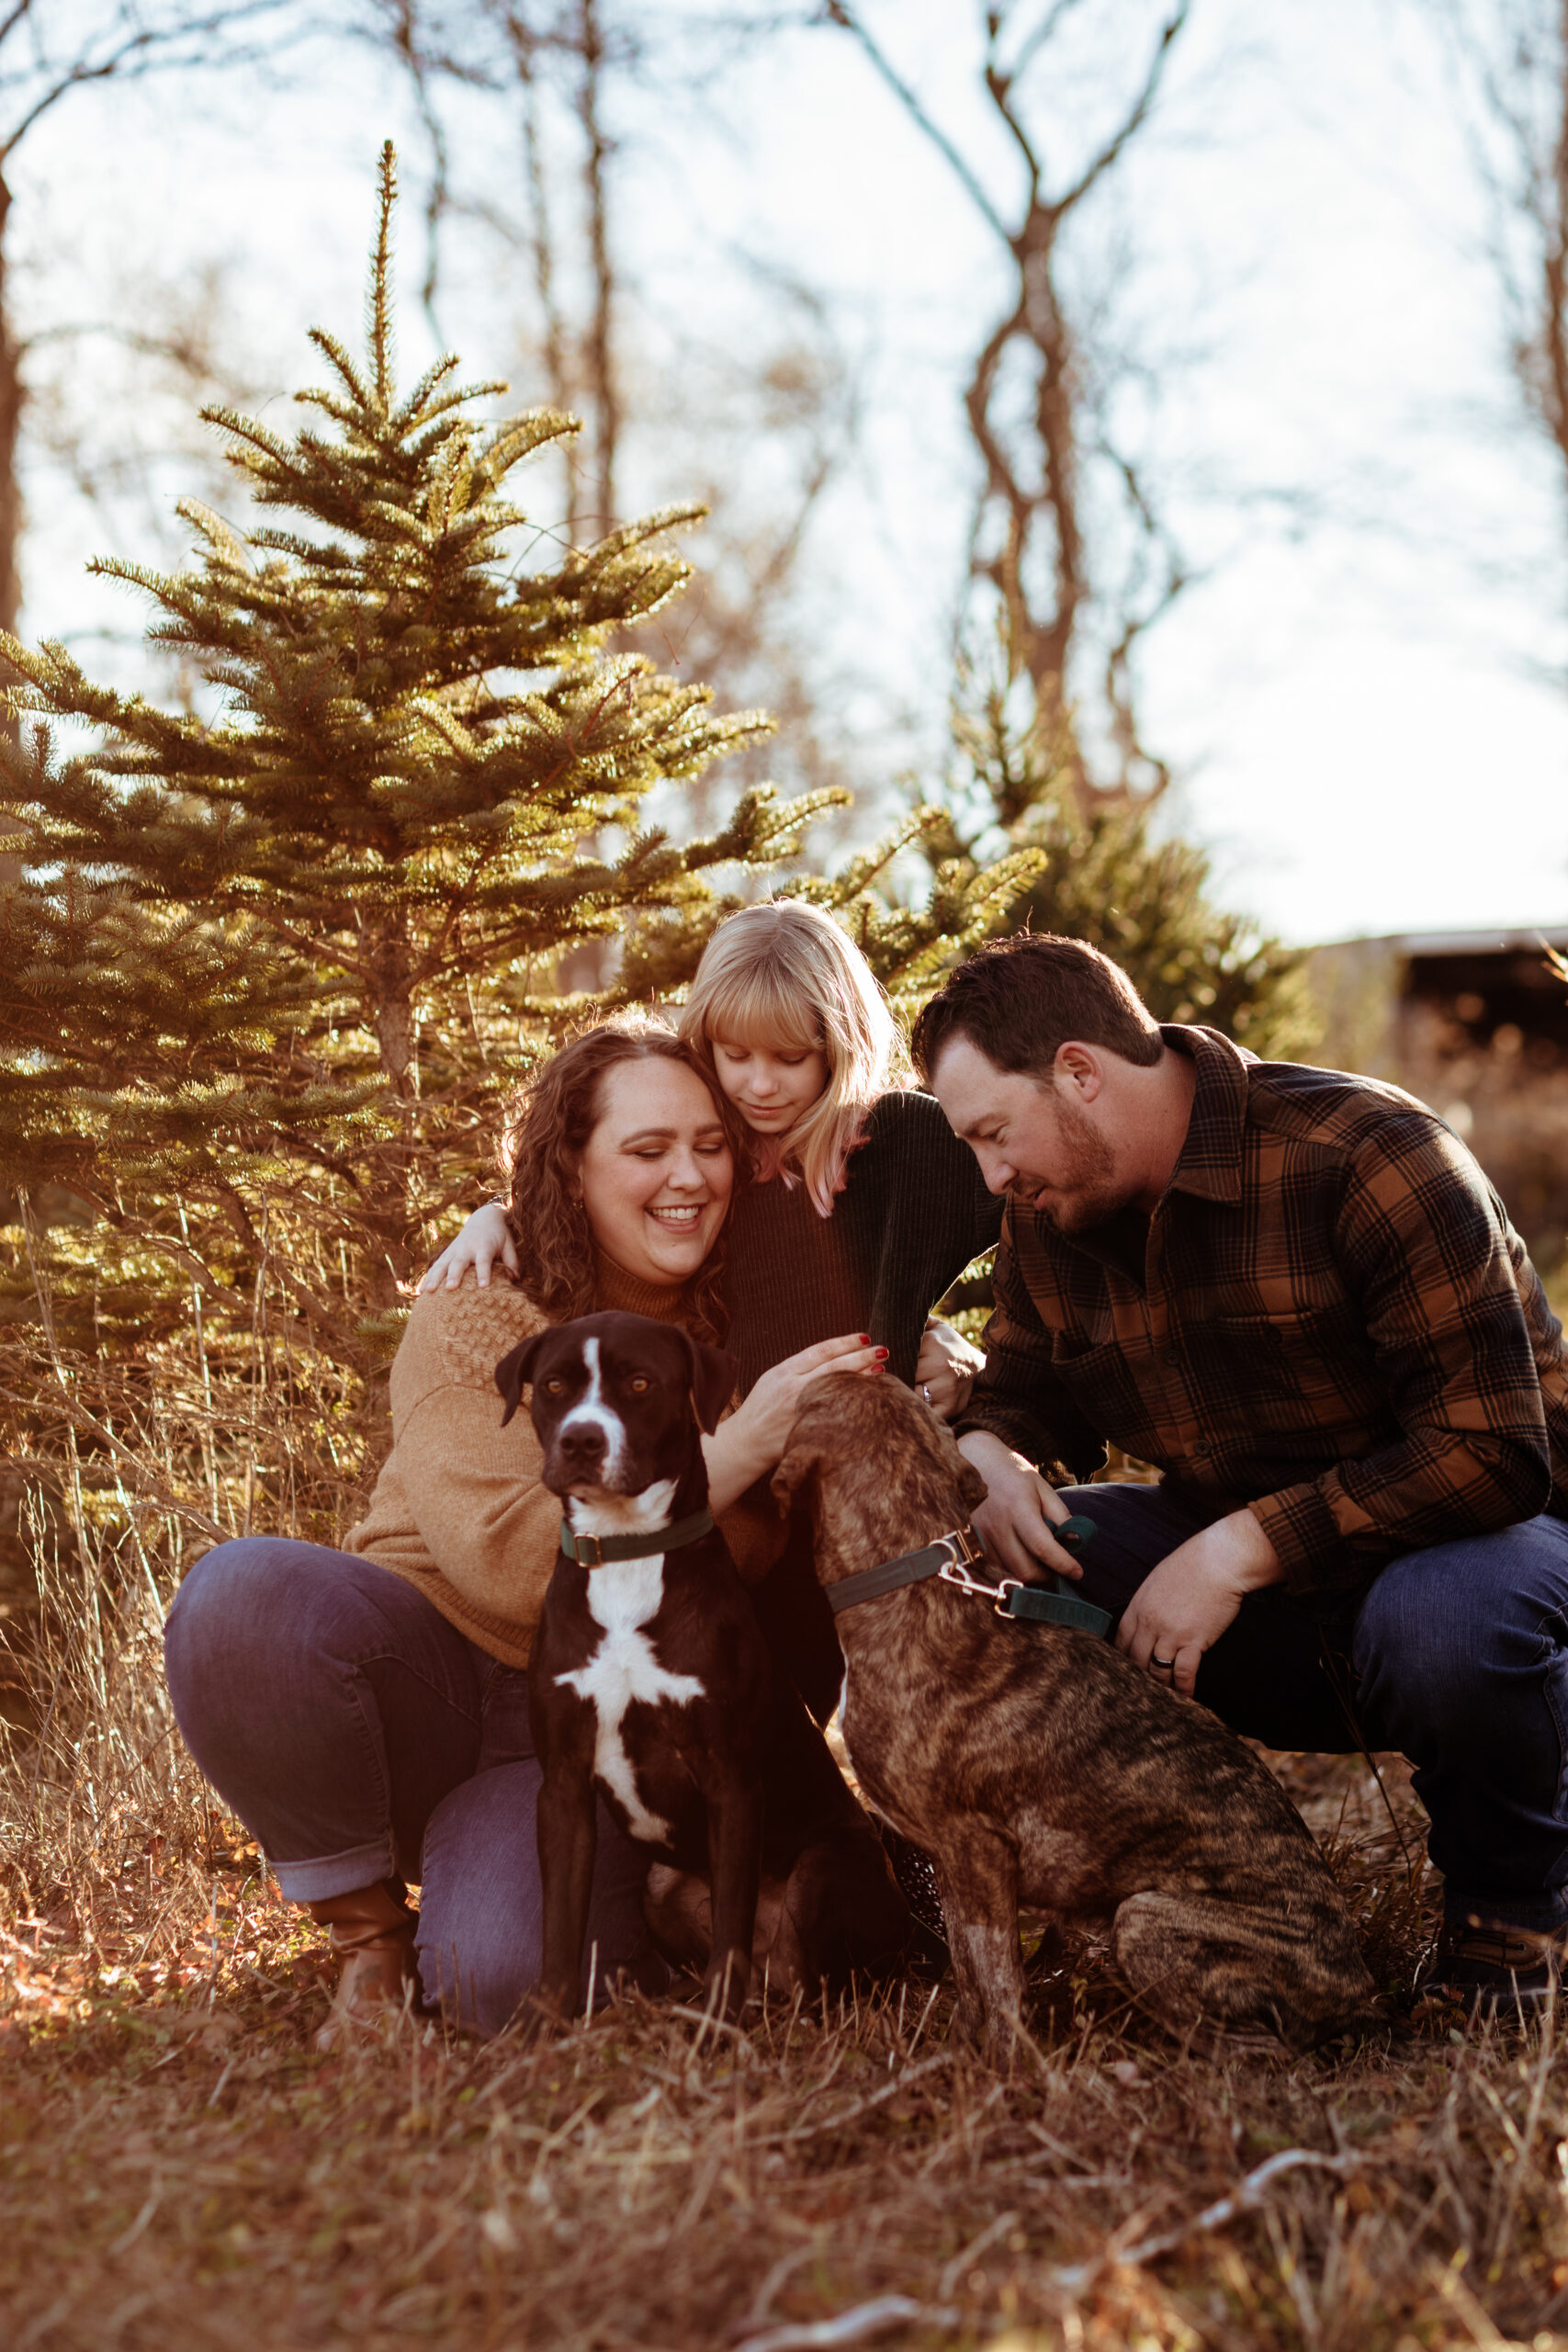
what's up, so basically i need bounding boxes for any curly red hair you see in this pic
[501,1014,742,1340]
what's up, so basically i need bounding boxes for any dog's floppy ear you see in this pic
[956,1456,989,1513]
[494,1331,550,1427]
[687,1339,737,1435]
[770,1437,820,1520]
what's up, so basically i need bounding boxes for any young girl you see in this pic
[423,901,1001,1418]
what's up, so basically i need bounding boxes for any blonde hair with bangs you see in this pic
[678,901,907,1216]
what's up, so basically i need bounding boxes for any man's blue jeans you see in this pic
[1064,1484,1568,1933]
[163,1538,668,2034]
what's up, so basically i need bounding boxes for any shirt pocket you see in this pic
[1047,1329,1160,1449]
[1196,1307,1382,1436]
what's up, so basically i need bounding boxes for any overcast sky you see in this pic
[18,0,1568,948]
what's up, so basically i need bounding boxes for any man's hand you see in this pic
[915,1317,985,1419]
[956,1430,1082,1580]
[1115,1510,1281,1697]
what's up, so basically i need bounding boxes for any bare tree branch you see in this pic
[0,1,299,644]
[818,2,1010,242]
[821,0,1196,806]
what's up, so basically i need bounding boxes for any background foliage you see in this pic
[0,28,1561,2347]
[0,144,1303,1387]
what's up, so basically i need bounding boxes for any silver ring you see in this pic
[921,1383,931,1403]
[1150,1656,1175,1671]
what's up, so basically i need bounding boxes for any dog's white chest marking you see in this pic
[556,1536,703,1845]
[837,1666,853,1769]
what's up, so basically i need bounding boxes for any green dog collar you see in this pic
[558,1507,715,1568]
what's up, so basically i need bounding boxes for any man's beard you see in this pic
[1009,1092,1125,1234]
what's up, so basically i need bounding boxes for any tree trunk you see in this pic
[578,0,618,530]
[367,926,417,1306]
[0,168,23,649]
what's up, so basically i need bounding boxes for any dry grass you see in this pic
[6,1312,1568,2350]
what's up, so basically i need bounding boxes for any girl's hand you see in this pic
[419,1200,517,1293]
[704,1332,886,1512]
[915,1316,985,1420]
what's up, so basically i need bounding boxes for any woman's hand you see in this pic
[419,1201,517,1293]
[915,1316,985,1420]
[704,1332,887,1514]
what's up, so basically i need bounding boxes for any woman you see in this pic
[164,1018,883,2041]
[423,903,1001,1724]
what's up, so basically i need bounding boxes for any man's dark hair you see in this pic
[910,933,1163,1082]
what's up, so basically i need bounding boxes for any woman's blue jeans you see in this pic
[164,1539,668,2033]
[1065,1484,1568,1933]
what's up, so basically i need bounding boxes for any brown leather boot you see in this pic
[310,1879,421,2050]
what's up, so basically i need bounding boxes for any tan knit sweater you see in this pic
[344,1259,781,1668]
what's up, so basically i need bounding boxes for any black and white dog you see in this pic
[496,1309,912,2022]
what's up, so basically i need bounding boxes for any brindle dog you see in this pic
[773,1375,1381,2057]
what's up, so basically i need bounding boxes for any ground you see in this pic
[5,1741,1567,2352]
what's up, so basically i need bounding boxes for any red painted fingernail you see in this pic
[860,1335,873,1345]
[875,1348,889,1360]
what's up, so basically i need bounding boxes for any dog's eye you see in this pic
[629,1375,650,1394]
[545,1377,564,1395]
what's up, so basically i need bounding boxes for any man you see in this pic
[911,933,1568,2009]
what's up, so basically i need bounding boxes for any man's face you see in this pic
[930,1035,1127,1234]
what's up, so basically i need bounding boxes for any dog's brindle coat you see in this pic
[773,1374,1381,2055]
[496,1312,908,2020]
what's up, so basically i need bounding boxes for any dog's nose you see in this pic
[558,1423,606,1468]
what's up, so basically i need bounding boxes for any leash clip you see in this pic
[934,1526,991,1598]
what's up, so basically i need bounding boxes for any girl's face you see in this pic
[709,1034,830,1136]
[575,1059,733,1286]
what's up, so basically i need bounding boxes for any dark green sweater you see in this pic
[722,1089,1002,1395]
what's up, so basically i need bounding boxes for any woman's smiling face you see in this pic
[574,1058,733,1286]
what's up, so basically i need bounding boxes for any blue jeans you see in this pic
[1065,1484,1568,1933]
[164,1539,669,2033]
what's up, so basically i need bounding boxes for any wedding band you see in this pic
[1150,1656,1175,1671]
[921,1383,931,1403]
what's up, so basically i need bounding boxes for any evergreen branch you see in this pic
[176,498,253,572]
[198,401,301,477]
[299,330,378,421]
[369,139,399,415]
[389,355,481,435]
[476,409,581,491]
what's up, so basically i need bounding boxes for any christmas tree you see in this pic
[0,145,829,1363]
[926,663,1315,1058]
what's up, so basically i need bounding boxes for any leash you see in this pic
[827,1516,1113,1638]
[558,1508,715,1567]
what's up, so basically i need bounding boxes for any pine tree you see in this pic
[0,146,829,1363]
[895,665,1315,1340]
[923,665,1316,1058]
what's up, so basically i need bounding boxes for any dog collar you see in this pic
[827,1516,1112,1638]
[558,1507,715,1568]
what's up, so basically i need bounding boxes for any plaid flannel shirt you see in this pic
[956,1024,1568,1598]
